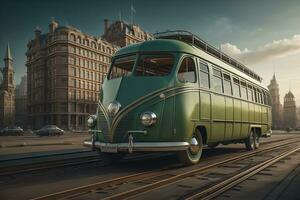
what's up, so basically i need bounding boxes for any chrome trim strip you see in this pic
[127,130,148,134]
[83,141,190,152]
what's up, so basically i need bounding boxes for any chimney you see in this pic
[104,19,109,33]
[34,27,41,39]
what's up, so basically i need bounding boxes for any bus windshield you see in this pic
[135,54,174,76]
[109,55,136,80]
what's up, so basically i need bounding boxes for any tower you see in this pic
[0,43,15,127]
[267,73,283,129]
[283,90,297,129]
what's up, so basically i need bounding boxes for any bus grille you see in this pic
[98,113,110,142]
[114,115,134,143]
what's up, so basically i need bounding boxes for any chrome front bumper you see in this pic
[83,140,190,152]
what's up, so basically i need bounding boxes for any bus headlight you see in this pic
[140,112,157,126]
[87,115,97,128]
[107,101,121,116]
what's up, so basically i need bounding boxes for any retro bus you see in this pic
[84,31,272,165]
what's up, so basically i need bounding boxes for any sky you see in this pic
[1,0,300,105]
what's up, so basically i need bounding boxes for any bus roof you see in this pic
[114,38,267,90]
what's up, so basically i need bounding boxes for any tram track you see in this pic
[30,137,300,200]
[183,147,300,200]
[0,154,102,176]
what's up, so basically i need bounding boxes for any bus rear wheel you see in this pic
[245,130,259,151]
[178,130,203,166]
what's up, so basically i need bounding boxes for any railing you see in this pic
[154,30,262,82]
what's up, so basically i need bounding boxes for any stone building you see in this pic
[267,74,283,129]
[102,19,152,47]
[283,90,297,129]
[0,44,15,128]
[15,75,27,127]
[26,19,151,131]
[26,20,117,130]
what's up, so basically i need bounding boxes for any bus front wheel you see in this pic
[178,130,203,166]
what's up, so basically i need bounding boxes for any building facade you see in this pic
[15,75,27,127]
[0,44,15,128]
[283,91,297,129]
[267,74,283,129]
[26,19,151,131]
[102,19,152,47]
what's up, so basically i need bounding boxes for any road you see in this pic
[0,132,299,200]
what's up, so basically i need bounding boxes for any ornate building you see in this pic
[102,19,152,47]
[26,19,151,131]
[15,75,27,127]
[0,44,15,128]
[267,74,283,129]
[283,91,297,129]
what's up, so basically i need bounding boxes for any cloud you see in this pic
[221,34,300,64]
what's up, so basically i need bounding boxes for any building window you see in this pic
[77,36,82,43]
[70,34,76,42]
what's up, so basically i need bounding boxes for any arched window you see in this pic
[107,47,111,54]
[86,39,90,46]
[70,34,76,42]
[77,36,81,44]
[92,42,96,49]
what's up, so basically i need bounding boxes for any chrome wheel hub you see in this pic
[189,137,200,154]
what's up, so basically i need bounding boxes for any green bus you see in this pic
[84,31,272,165]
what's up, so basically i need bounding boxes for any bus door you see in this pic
[174,56,199,141]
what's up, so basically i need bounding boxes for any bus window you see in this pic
[233,78,240,97]
[248,85,253,101]
[256,89,261,104]
[263,91,267,105]
[212,68,223,93]
[109,55,136,80]
[178,57,196,83]
[240,81,248,100]
[259,90,264,104]
[254,88,258,103]
[199,62,210,88]
[223,73,232,95]
[135,54,174,76]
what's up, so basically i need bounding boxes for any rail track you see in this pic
[0,153,101,176]
[31,137,300,200]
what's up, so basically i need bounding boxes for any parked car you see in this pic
[35,125,64,136]
[0,126,24,136]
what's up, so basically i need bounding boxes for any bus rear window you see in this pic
[135,54,174,76]
[109,55,136,80]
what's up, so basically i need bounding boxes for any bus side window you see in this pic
[178,57,196,83]
[199,62,210,88]
[248,85,253,101]
[240,81,248,100]
[233,78,240,97]
[212,68,223,93]
[223,73,232,95]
